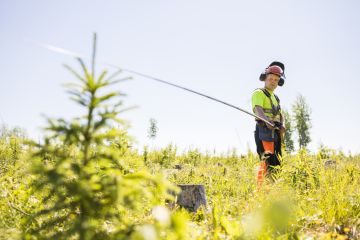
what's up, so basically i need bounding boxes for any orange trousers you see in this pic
[256,140,274,186]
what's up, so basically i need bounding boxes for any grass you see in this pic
[1,136,359,239]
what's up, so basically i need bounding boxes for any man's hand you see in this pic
[265,121,276,130]
[268,121,284,131]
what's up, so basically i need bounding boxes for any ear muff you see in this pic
[259,72,266,81]
[278,77,285,86]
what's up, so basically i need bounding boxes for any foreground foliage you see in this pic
[1,134,359,239]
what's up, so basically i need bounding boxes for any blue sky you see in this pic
[1,0,360,154]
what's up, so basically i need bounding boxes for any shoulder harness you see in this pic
[258,88,281,116]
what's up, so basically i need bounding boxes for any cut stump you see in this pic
[176,184,207,212]
[324,159,336,169]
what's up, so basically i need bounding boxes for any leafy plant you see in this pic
[23,34,178,240]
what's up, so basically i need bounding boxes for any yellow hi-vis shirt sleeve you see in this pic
[252,89,266,111]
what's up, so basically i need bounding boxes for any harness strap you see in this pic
[258,88,281,116]
[263,108,274,114]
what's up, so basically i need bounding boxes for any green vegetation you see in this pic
[1,131,359,239]
[292,95,312,150]
[0,36,359,239]
[282,108,295,153]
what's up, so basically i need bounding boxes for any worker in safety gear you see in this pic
[252,61,286,185]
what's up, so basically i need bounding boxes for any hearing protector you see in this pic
[259,61,286,86]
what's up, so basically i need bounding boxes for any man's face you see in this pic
[265,74,280,91]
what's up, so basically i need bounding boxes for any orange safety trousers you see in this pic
[256,141,274,187]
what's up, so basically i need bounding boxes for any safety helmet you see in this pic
[259,61,286,86]
[266,65,283,76]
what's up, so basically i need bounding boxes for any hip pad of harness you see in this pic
[257,124,278,142]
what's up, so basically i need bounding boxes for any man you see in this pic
[252,61,286,185]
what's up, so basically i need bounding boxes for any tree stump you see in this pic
[176,184,207,212]
[174,164,182,170]
[324,159,336,169]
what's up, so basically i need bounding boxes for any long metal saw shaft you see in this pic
[33,41,275,127]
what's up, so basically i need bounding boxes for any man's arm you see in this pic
[254,106,274,129]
